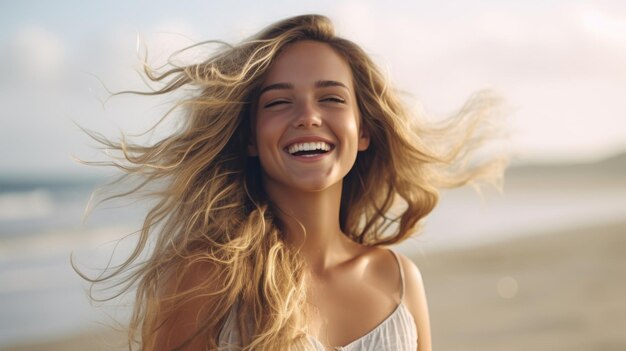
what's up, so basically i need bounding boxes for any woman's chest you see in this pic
[306,277,400,348]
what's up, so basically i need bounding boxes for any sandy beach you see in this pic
[413,219,626,351]
[4,220,625,351]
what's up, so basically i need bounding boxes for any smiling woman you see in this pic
[75,14,506,351]
[250,41,369,194]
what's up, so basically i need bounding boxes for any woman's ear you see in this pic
[358,125,370,151]
[247,139,258,156]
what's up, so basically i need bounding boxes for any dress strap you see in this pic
[388,249,405,301]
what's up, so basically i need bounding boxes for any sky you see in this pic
[1,0,625,177]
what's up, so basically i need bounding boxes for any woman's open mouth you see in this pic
[284,141,335,159]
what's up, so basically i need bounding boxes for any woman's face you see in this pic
[249,40,369,194]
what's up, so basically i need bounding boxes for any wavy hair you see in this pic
[75,14,507,351]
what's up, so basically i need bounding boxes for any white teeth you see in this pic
[287,142,332,155]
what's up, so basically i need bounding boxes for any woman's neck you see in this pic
[263,180,358,274]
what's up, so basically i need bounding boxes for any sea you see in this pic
[0,176,145,347]
[1,163,625,348]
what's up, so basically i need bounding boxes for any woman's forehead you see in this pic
[261,40,354,91]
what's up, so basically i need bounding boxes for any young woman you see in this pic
[79,14,505,351]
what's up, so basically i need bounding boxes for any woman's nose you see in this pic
[292,100,322,128]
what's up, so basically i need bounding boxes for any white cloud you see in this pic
[580,5,626,47]
[8,26,66,82]
[2,2,626,175]
[140,19,202,67]
[328,2,626,162]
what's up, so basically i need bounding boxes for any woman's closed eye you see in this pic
[263,96,344,108]
[320,96,345,104]
[264,99,291,108]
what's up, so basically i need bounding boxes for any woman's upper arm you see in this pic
[145,260,224,351]
[399,253,432,351]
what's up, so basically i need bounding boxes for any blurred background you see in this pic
[1,1,625,350]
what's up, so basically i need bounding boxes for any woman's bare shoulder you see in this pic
[358,246,404,297]
[361,248,425,300]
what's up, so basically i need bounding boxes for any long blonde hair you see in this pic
[76,14,506,350]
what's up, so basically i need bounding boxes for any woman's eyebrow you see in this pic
[259,82,293,96]
[259,80,350,97]
[315,80,350,91]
